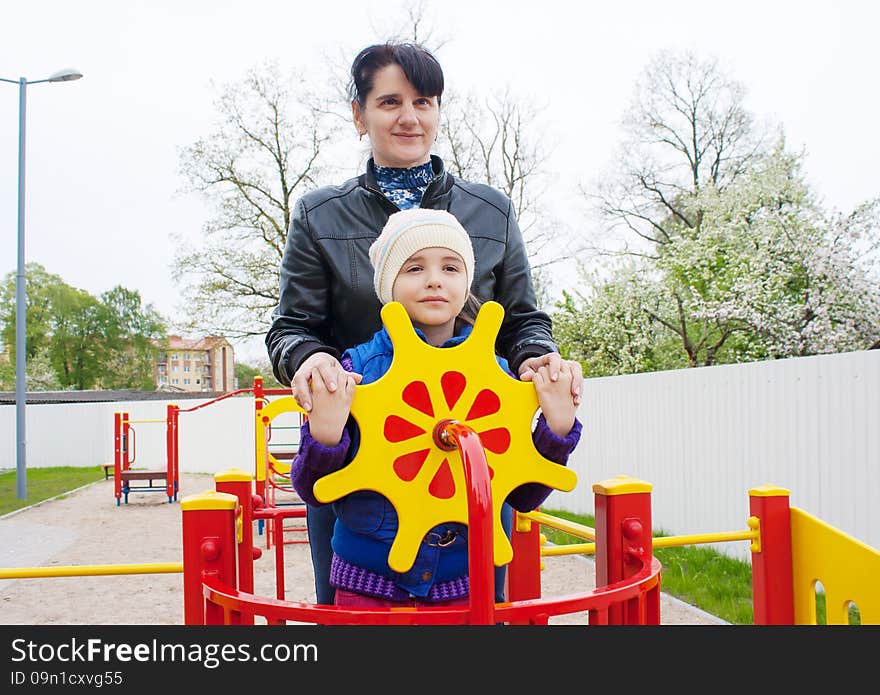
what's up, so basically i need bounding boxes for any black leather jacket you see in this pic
[265,155,558,385]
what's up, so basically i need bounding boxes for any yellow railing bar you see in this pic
[652,529,758,548]
[0,562,183,579]
[538,528,760,558]
[542,543,596,556]
[522,510,595,540]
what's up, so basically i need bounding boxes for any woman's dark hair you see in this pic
[349,42,444,107]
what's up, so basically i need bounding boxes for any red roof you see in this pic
[162,335,230,351]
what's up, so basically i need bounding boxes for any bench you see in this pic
[120,470,168,485]
[104,464,169,485]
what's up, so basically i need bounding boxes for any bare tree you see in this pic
[374,0,450,51]
[173,63,340,339]
[589,50,767,257]
[438,89,563,269]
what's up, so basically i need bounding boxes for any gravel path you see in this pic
[0,474,726,625]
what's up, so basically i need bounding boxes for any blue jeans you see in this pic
[306,502,515,605]
[306,504,337,605]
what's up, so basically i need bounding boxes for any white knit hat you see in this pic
[369,208,475,305]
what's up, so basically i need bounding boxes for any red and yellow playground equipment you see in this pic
[112,381,301,509]
[181,470,880,624]
[179,302,880,625]
[113,405,180,505]
[4,468,876,625]
[253,376,308,549]
[15,302,874,624]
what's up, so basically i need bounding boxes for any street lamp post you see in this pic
[2,69,82,499]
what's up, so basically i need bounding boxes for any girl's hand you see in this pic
[305,368,357,447]
[292,352,363,412]
[533,361,577,438]
[518,353,583,406]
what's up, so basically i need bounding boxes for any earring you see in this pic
[359,132,364,141]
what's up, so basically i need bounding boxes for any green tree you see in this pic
[98,286,166,390]
[1,265,167,390]
[553,269,685,376]
[46,284,107,390]
[0,264,67,363]
[236,359,282,390]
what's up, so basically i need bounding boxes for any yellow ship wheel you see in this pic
[311,300,577,573]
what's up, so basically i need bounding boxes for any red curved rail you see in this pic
[178,387,253,413]
[194,418,663,625]
[202,558,662,625]
[441,421,496,624]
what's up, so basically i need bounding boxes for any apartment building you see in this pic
[154,335,235,393]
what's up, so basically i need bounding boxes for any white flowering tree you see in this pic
[673,148,879,359]
[559,51,880,375]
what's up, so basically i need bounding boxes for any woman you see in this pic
[265,41,583,605]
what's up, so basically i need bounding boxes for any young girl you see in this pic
[290,208,582,608]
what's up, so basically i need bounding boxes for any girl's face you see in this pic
[391,247,468,346]
[352,63,440,169]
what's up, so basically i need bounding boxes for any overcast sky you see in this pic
[2,1,878,362]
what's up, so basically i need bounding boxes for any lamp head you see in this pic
[48,69,83,83]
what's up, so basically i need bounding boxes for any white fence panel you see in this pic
[546,349,879,561]
[0,395,258,477]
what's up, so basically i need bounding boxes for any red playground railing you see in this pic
[180,418,662,626]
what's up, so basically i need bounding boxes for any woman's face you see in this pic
[352,63,440,169]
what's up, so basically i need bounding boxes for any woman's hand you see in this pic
[518,353,583,406]
[305,368,357,447]
[532,361,577,438]
[291,352,362,412]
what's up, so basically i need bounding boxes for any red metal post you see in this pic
[253,376,266,502]
[273,515,286,599]
[165,404,179,503]
[507,510,542,603]
[593,476,658,625]
[214,469,257,596]
[749,485,794,625]
[181,491,239,625]
[174,404,181,501]
[113,412,122,505]
[440,421,495,625]
[122,411,131,469]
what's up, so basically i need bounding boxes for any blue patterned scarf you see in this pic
[373,161,434,210]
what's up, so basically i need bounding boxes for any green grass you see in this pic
[0,466,104,517]
[541,508,755,624]
[541,509,867,625]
